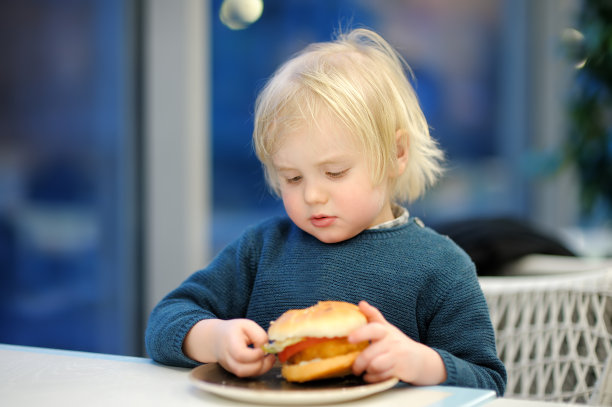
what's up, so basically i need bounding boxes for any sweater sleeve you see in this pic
[425,264,507,396]
[144,231,259,367]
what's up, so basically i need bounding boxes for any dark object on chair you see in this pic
[435,217,576,276]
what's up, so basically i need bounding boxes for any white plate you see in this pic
[189,363,399,405]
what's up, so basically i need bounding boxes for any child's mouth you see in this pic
[310,215,336,228]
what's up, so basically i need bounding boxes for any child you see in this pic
[145,28,506,395]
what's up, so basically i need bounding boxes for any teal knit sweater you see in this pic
[145,216,506,395]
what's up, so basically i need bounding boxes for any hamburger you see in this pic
[262,301,369,382]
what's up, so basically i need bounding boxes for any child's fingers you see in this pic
[231,319,268,345]
[348,318,390,344]
[351,338,387,375]
[233,342,265,363]
[243,323,269,349]
[358,300,387,324]
[224,354,275,378]
[365,351,394,375]
[363,369,395,383]
[348,301,389,344]
[353,343,397,382]
[231,322,269,363]
[258,354,276,374]
[239,354,276,376]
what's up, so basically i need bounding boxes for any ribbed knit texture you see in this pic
[145,216,507,395]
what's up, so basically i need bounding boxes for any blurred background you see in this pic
[0,0,610,357]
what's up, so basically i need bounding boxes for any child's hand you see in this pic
[348,301,447,385]
[184,318,275,378]
[212,319,276,377]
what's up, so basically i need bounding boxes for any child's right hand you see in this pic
[183,318,275,377]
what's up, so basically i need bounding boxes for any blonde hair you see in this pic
[253,28,444,203]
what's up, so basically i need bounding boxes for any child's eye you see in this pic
[326,169,349,179]
[286,175,302,184]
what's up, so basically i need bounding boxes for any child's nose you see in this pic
[303,180,328,204]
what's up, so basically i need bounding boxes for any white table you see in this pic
[0,344,571,406]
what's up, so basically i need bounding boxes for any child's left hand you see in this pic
[348,300,447,385]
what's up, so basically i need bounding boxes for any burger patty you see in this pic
[288,338,369,365]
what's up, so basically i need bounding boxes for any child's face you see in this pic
[272,116,394,243]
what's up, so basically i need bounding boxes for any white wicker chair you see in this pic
[479,256,612,405]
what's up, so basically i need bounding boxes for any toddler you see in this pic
[146,28,506,395]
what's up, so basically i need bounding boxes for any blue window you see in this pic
[0,0,141,355]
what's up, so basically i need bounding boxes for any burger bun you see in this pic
[268,301,367,342]
[281,350,362,383]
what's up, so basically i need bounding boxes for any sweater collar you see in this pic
[368,205,410,230]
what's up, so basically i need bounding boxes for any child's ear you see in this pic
[395,129,409,176]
